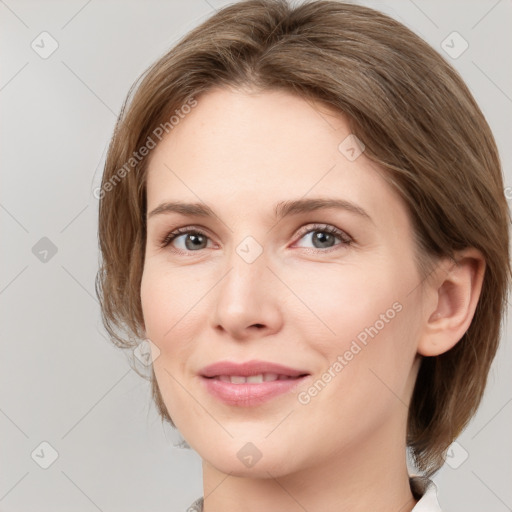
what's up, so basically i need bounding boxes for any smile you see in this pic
[209,373,299,384]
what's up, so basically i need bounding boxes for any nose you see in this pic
[210,244,283,341]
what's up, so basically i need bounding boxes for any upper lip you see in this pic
[200,360,310,378]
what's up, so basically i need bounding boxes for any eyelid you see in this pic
[158,224,215,249]
[292,223,352,245]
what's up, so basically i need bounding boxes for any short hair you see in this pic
[96,0,511,476]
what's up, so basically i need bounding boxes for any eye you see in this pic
[293,223,352,251]
[159,227,213,252]
[159,223,352,254]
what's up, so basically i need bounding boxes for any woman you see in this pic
[96,1,510,510]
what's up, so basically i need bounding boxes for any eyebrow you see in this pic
[147,197,373,223]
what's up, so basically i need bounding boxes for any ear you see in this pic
[417,248,486,357]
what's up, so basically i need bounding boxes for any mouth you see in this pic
[205,373,307,384]
[199,360,311,406]
[200,359,309,379]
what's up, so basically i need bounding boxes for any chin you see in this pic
[196,439,295,477]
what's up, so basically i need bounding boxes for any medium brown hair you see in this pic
[96,0,511,476]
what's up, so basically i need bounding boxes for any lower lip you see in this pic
[201,376,310,407]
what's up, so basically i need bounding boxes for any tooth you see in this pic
[216,374,291,384]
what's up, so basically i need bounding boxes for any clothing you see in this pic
[187,476,441,511]
[409,476,442,511]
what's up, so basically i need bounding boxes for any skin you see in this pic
[140,87,485,512]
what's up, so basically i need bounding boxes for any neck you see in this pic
[201,417,418,512]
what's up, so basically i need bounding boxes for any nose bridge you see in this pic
[219,235,268,309]
[212,233,282,336]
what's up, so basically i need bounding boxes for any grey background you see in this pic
[1,0,511,511]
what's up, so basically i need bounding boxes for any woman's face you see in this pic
[141,87,426,477]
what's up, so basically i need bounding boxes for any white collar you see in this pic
[410,476,442,511]
[189,476,442,511]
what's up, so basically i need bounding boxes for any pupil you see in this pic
[186,234,206,250]
[314,231,333,248]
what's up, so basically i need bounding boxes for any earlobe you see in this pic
[418,249,486,357]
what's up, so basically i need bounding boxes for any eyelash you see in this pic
[158,223,352,254]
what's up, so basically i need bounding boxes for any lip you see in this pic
[199,360,310,407]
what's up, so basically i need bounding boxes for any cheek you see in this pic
[140,265,203,423]
[140,267,168,341]
[141,262,205,336]
[326,295,421,420]
[294,259,420,392]
[285,260,406,347]
[140,263,201,369]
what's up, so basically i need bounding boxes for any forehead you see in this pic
[150,87,350,173]
[144,87,408,229]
